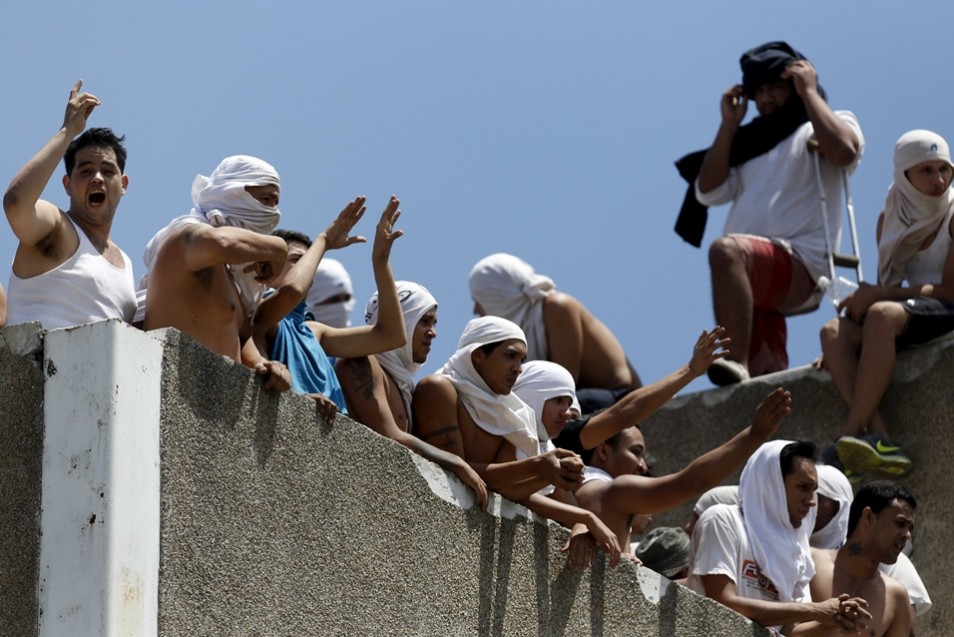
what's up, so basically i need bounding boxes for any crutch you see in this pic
[808,137,863,308]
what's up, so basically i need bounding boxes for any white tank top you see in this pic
[7,213,136,329]
[903,207,954,287]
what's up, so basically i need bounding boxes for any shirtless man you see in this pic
[468,253,641,413]
[335,278,489,509]
[807,481,915,637]
[4,81,136,329]
[144,155,289,389]
[574,388,791,553]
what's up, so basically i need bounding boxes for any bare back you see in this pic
[144,226,246,361]
[542,292,640,389]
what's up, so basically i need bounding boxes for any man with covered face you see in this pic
[676,41,864,385]
[142,155,289,389]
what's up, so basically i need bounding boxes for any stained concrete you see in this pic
[4,321,950,635]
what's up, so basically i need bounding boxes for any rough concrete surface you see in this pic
[0,325,45,637]
[155,330,769,637]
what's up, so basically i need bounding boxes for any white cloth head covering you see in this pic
[366,281,438,418]
[306,258,355,328]
[437,316,538,459]
[810,464,854,550]
[692,485,740,516]
[878,130,954,286]
[739,440,817,603]
[512,360,576,452]
[135,156,282,322]
[468,253,555,361]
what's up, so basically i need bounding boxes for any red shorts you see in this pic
[729,235,817,375]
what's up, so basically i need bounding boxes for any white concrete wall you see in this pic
[37,320,163,637]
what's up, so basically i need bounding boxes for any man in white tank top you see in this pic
[819,130,954,479]
[3,80,136,330]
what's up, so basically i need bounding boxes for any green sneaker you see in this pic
[836,434,913,477]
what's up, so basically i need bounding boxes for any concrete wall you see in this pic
[3,320,949,635]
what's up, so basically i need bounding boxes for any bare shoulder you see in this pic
[414,374,457,402]
[543,291,585,317]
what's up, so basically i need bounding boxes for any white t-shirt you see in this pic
[881,553,932,617]
[695,112,864,282]
[689,504,811,633]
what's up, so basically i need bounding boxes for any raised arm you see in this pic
[176,224,287,281]
[577,327,728,450]
[253,196,367,329]
[696,85,747,194]
[312,196,406,358]
[783,60,860,168]
[601,388,791,515]
[4,81,98,248]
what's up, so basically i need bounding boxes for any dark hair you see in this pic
[846,481,917,537]
[779,440,816,476]
[478,340,507,355]
[64,128,127,174]
[272,229,312,248]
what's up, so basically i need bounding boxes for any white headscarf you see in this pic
[366,281,438,418]
[810,464,854,550]
[306,258,355,328]
[437,316,538,459]
[692,485,740,517]
[136,156,282,322]
[468,253,555,361]
[512,360,576,456]
[878,130,954,286]
[739,440,817,603]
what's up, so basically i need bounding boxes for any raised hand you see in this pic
[688,326,730,376]
[720,85,748,129]
[63,80,101,137]
[781,59,820,99]
[322,196,367,251]
[371,196,404,265]
[750,387,792,441]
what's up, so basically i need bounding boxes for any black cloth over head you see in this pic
[740,41,806,97]
[673,42,825,247]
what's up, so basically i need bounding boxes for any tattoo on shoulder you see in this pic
[844,542,863,557]
[183,227,198,245]
[343,357,375,399]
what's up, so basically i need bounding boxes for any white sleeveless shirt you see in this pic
[7,213,136,329]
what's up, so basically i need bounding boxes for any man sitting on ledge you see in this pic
[468,252,642,414]
[142,155,290,391]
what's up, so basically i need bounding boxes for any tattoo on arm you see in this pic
[421,425,460,450]
[343,357,375,399]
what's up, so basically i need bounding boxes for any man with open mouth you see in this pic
[4,80,136,329]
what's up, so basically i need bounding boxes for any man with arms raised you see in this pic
[807,481,914,637]
[573,388,791,555]
[143,155,289,389]
[4,81,136,329]
[689,440,870,635]
[335,277,489,509]
[469,252,642,414]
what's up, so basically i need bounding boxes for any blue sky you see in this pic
[3,2,952,395]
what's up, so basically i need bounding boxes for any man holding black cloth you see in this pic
[675,42,864,385]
